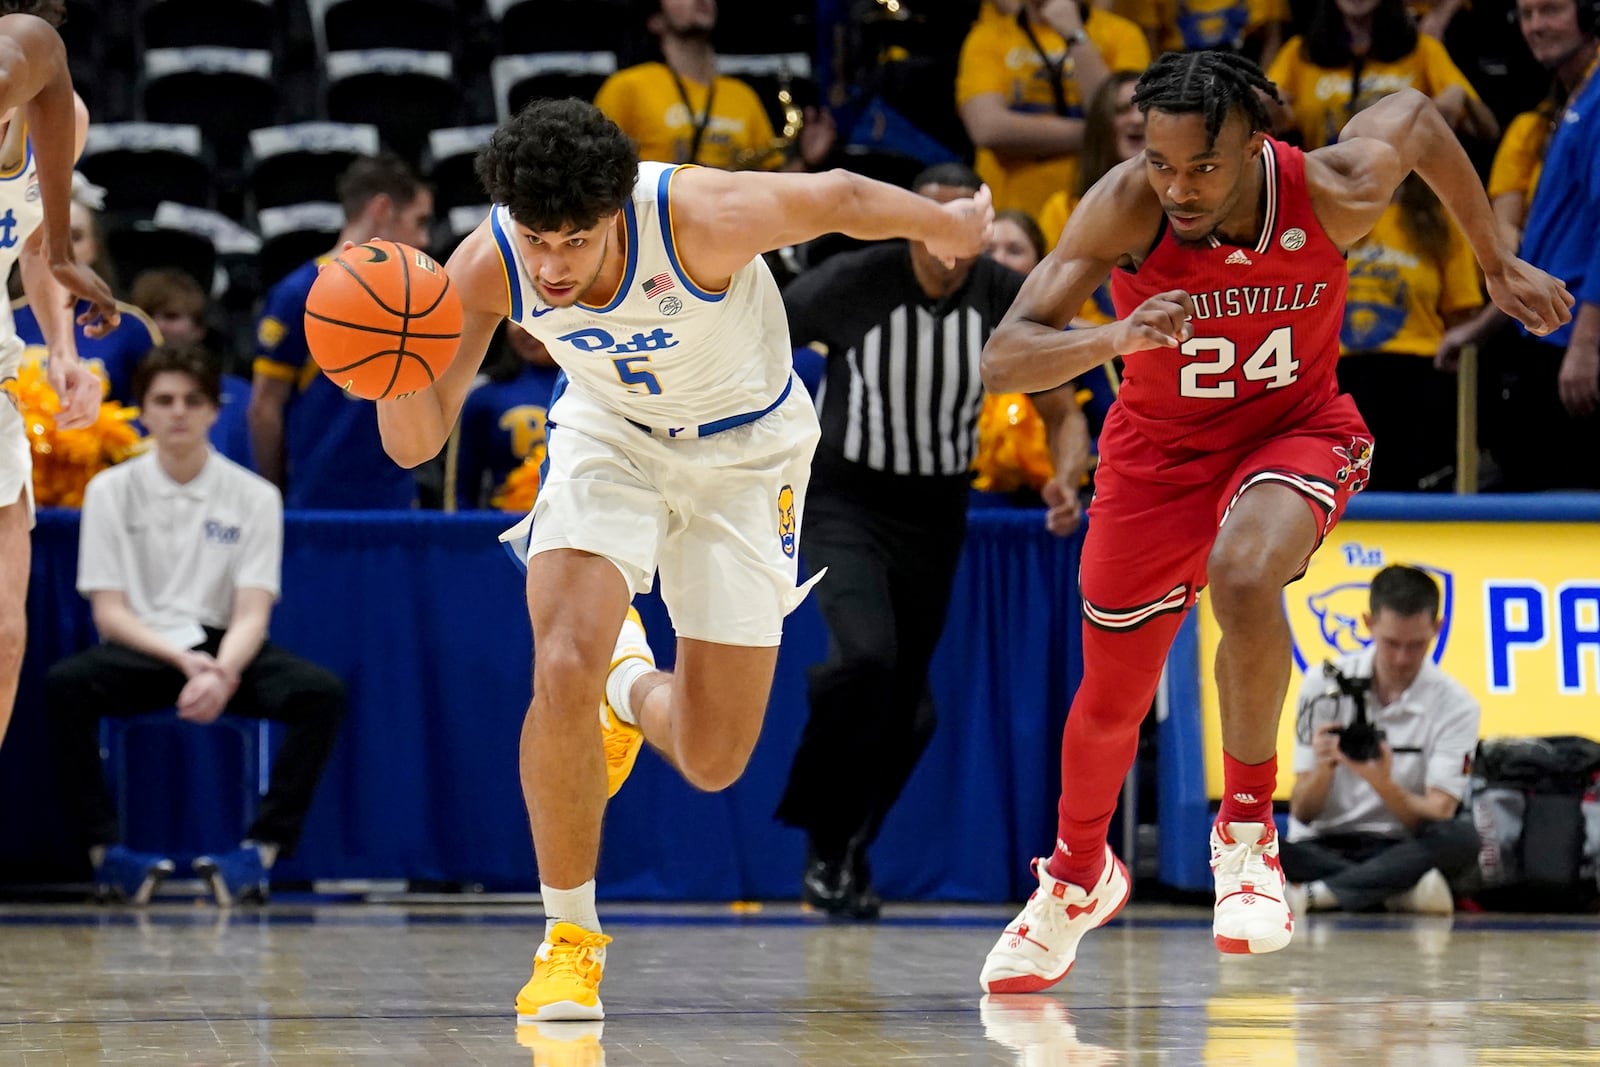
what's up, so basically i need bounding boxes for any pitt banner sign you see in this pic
[1198,520,1600,799]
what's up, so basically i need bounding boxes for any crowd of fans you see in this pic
[24,0,1595,520]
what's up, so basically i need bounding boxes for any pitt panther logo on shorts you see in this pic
[777,485,796,558]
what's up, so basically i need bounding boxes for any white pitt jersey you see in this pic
[0,131,42,381]
[488,162,795,438]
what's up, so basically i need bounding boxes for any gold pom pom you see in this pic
[972,392,1054,493]
[489,444,547,513]
[4,354,145,508]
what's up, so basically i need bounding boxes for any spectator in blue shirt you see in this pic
[1440,0,1600,489]
[13,174,159,404]
[444,322,562,511]
[246,154,434,509]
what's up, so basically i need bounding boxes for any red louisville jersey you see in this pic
[1108,138,1348,452]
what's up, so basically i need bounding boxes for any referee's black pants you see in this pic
[47,628,345,855]
[775,473,968,859]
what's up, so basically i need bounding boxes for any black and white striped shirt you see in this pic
[783,243,1024,478]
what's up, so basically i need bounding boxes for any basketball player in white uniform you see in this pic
[371,99,990,1024]
[0,1,123,752]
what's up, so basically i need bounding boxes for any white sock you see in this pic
[244,840,279,868]
[542,880,602,953]
[604,657,654,727]
[1307,880,1339,911]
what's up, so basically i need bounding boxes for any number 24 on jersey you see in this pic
[1178,326,1300,399]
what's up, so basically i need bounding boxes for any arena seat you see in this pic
[324,50,461,167]
[245,122,382,212]
[139,48,280,170]
[79,123,216,214]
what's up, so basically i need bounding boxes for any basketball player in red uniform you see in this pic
[978,51,1572,993]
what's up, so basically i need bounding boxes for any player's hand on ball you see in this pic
[1112,289,1195,353]
[927,184,994,268]
[1485,256,1573,337]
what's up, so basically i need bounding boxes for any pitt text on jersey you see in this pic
[1188,283,1331,321]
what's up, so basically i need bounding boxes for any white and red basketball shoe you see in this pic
[979,846,1132,994]
[1211,821,1294,955]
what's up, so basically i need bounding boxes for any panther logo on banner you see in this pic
[1287,542,1455,674]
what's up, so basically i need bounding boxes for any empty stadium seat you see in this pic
[246,122,381,212]
[256,202,344,291]
[139,0,278,51]
[488,0,626,56]
[105,221,218,300]
[308,0,462,55]
[140,48,279,170]
[78,123,215,214]
[423,126,494,213]
[324,50,461,167]
[490,52,617,124]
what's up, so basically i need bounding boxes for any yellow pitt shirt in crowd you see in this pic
[1266,34,1479,149]
[1487,110,1547,225]
[594,62,779,171]
[1036,174,1118,327]
[956,8,1150,218]
[1341,202,1482,357]
[1110,0,1287,52]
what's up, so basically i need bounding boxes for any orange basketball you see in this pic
[304,240,463,400]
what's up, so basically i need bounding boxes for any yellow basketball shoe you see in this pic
[600,607,654,798]
[516,922,611,1023]
[516,1020,606,1067]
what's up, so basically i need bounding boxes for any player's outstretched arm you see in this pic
[1321,88,1573,336]
[0,14,117,332]
[376,226,508,468]
[665,166,992,287]
[982,159,1175,394]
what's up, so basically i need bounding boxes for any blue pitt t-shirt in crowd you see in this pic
[1518,66,1600,348]
[450,361,562,510]
[14,298,161,404]
[252,257,417,510]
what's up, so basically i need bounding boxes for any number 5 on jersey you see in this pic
[1178,326,1299,399]
[613,354,663,395]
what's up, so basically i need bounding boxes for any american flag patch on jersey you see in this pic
[642,272,676,299]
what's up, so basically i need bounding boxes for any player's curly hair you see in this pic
[475,98,639,233]
[1131,51,1281,149]
[0,1,66,26]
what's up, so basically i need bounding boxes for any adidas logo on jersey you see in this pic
[1225,249,1252,266]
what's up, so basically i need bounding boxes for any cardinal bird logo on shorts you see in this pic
[1332,437,1374,493]
[777,484,796,558]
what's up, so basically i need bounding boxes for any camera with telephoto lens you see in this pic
[1321,661,1386,762]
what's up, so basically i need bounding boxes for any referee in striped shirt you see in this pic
[774,163,1090,918]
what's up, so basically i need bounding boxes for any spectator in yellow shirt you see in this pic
[1488,100,1559,250]
[1107,0,1288,68]
[1266,0,1498,150]
[1036,71,1146,325]
[1340,175,1484,490]
[957,0,1150,219]
[594,0,834,171]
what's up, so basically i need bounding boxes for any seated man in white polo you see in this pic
[47,345,345,905]
[1284,564,1482,916]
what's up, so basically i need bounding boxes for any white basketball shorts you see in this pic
[500,377,823,647]
[0,392,34,526]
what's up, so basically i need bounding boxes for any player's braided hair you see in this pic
[1131,51,1281,149]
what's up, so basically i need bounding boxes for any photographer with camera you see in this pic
[1283,565,1481,916]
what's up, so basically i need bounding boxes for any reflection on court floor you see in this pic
[4,903,1599,1064]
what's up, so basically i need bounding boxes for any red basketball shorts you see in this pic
[1080,393,1372,631]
